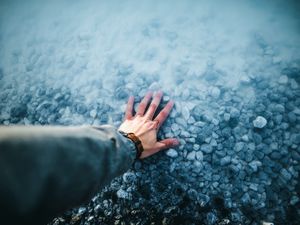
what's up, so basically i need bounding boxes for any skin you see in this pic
[118,91,180,159]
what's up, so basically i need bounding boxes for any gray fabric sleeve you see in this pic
[0,125,136,224]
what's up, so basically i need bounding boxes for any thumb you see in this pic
[140,138,179,159]
[155,138,180,151]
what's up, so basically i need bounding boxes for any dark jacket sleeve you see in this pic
[0,125,136,225]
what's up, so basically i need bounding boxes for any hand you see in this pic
[118,91,179,159]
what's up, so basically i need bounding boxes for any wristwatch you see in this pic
[119,131,144,159]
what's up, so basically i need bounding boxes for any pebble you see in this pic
[116,189,131,199]
[280,168,292,181]
[196,151,203,161]
[224,113,230,121]
[220,156,231,166]
[166,149,178,158]
[253,116,267,128]
[249,160,262,172]
[201,144,213,153]
[210,87,220,98]
[187,151,196,160]
[182,106,190,121]
[90,109,97,118]
[278,75,288,84]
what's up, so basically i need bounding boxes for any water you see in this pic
[0,0,299,224]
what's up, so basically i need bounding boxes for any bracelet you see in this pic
[119,131,144,159]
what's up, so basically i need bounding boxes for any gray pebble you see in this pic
[166,149,178,158]
[253,116,267,128]
[187,151,196,160]
[220,156,231,166]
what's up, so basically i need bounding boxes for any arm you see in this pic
[0,125,136,224]
[0,91,179,224]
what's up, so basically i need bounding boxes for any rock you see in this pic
[10,105,27,118]
[230,108,240,118]
[249,160,262,173]
[166,149,178,158]
[290,196,299,205]
[201,144,213,153]
[122,172,136,183]
[171,123,180,132]
[210,87,220,98]
[278,75,288,84]
[195,151,203,161]
[234,142,245,152]
[274,104,285,113]
[182,106,190,121]
[78,207,87,215]
[291,133,300,145]
[193,144,200,151]
[253,116,267,128]
[241,135,249,142]
[90,109,97,118]
[280,168,292,181]
[187,151,196,160]
[197,193,210,207]
[116,189,131,200]
[224,113,230,121]
[241,193,251,204]
[220,156,231,166]
[206,212,217,225]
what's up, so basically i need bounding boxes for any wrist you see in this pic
[118,130,144,159]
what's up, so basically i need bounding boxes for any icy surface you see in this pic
[0,0,300,224]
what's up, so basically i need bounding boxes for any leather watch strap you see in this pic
[119,131,144,159]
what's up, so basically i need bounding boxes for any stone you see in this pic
[249,160,262,173]
[290,196,299,205]
[278,75,288,84]
[253,116,267,128]
[230,108,240,118]
[206,212,217,225]
[234,142,245,152]
[241,193,251,204]
[166,149,178,158]
[90,109,97,118]
[274,104,285,113]
[187,151,196,160]
[10,105,27,118]
[224,113,230,121]
[193,144,200,151]
[116,189,131,200]
[182,106,190,121]
[280,168,292,181]
[196,151,203,161]
[220,156,231,166]
[210,87,220,98]
[201,144,213,153]
[198,193,210,207]
[122,172,136,183]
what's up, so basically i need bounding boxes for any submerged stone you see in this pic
[253,116,267,128]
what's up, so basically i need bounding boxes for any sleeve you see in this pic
[0,125,137,225]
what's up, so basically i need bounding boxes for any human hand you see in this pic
[118,91,179,159]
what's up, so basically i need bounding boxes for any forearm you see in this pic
[0,125,136,224]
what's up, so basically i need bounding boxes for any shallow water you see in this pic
[0,0,300,224]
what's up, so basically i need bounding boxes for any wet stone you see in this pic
[253,116,267,128]
[166,149,178,158]
[220,156,231,166]
[187,151,196,160]
[280,168,292,181]
[201,144,213,153]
